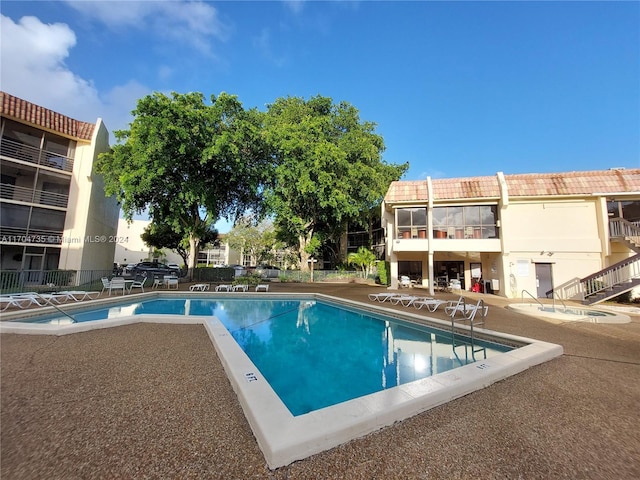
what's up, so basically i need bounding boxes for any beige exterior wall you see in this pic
[58,119,119,271]
[383,174,639,299]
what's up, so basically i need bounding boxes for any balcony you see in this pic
[393,225,501,253]
[0,138,74,173]
[0,183,69,208]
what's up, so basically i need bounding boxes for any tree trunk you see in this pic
[187,234,200,280]
[298,230,313,271]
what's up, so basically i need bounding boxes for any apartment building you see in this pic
[0,92,119,281]
[382,169,640,303]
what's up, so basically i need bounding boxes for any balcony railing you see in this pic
[0,138,74,173]
[397,226,498,240]
[0,183,69,208]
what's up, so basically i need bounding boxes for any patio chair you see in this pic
[215,284,231,292]
[189,283,210,291]
[129,276,147,293]
[232,284,249,292]
[255,284,269,292]
[109,277,127,295]
[101,277,111,294]
[164,276,179,290]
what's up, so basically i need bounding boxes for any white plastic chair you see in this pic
[129,276,147,293]
[109,277,127,295]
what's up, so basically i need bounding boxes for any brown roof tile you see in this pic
[385,169,640,203]
[0,91,95,141]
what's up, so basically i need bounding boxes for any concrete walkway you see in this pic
[2,283,639,479]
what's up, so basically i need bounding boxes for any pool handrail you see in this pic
[28,292,77,323]
[521,290,545,311]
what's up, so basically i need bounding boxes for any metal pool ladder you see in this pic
[450,297,487,363]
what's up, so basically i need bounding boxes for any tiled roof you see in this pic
[385,169,640,203]
[0,91,95,141]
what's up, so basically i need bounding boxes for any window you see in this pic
[396,207,427,238]
[433,205,498,239]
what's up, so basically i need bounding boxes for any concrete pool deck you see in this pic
[2,283,640,478]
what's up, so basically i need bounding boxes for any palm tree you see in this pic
[347,247,376,278]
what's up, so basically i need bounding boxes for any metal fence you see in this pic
[1,268,377,294]
[0,269,113,294]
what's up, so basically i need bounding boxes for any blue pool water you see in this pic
[20,298,512,416]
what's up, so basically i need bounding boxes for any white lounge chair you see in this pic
[215,284,231,292]
[189,283,210,291]
[367,292,401,302]
[413,299,448,312]
[232,284,249,292]
[0,295,31,311]
[58,291,100,301]
[10,292,70,306]
[388,295,429,307]
[445,297,489,319]
[255,284,269,292]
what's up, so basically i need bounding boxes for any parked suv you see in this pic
[130,261,180,278]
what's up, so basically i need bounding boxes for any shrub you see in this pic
[376,260,390,285]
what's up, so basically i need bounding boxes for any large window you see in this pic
[396,207,427,239]
[395,205,499,239]
[433,205,498,239]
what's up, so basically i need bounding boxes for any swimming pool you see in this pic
[0,292,563,468]
[4,297,512,416]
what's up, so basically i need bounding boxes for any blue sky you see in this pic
[2,1,639,229]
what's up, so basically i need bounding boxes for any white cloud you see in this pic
[0,14,149,138]
[253,28,288,67]
[283,0,305,15]
[63,0,229,54]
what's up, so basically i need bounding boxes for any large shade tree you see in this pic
[96,92,273,272]
[263,95,408,269]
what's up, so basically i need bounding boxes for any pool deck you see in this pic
[2,282,639,479]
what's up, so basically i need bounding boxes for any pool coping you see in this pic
[0,292,564,468]
[507,303,632,324]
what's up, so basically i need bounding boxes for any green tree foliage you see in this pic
[347,247,377,277]
[263,95,408,270]
[141,222,218,267]
[96,92,272,271]
[225,217,280,266]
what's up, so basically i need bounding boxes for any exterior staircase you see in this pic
[557,218,640,305]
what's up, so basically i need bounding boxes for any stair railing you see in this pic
[579,254,640,300]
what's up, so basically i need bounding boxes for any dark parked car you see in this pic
[130,261,180,278]
[255,265,281,278]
